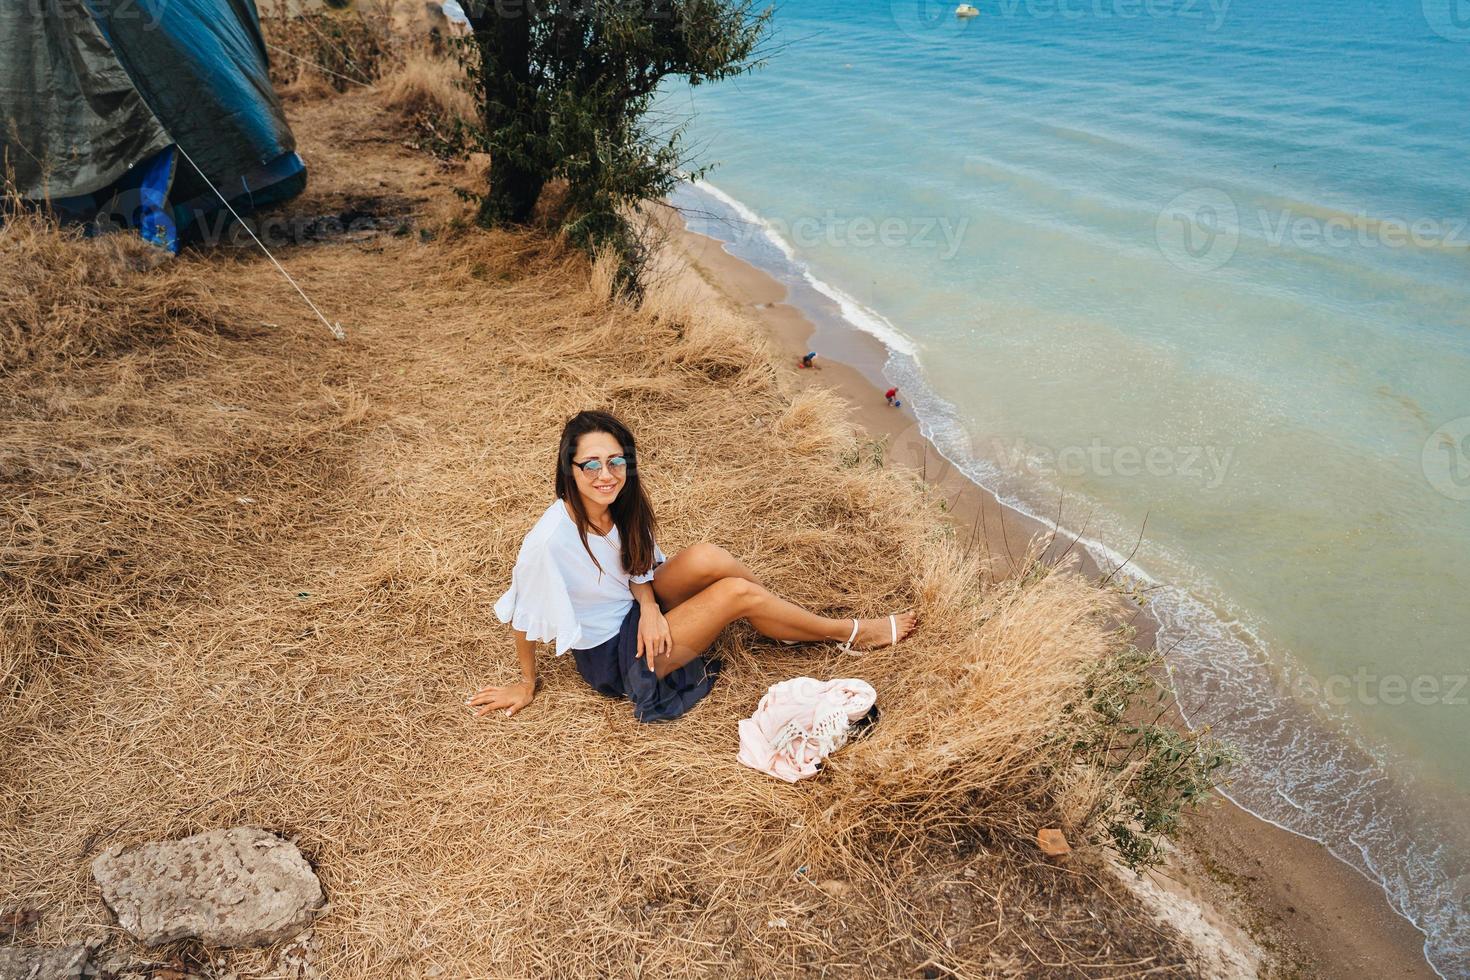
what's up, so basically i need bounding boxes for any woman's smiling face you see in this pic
[571,431,626,508]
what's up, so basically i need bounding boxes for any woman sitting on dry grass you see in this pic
[469,409,917,723]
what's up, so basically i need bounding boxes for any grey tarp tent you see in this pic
[1,0,306,250]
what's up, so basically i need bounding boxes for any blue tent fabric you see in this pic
[1,0,304,249]
[131,145,179,251]
[52,144,180,251]
[172,150,307,246]
[83,0,296,191]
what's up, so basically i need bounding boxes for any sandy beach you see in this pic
[663,210,1439,979]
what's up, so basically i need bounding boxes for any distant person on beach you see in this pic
[885,387,900,407]
[800,351,818,369]
[470,410,918,722]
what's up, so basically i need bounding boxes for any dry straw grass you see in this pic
[261,1,400,96]
[376,52,477,125]
[0,88,1192,975]
[261,0,467,100]
[0,209,223,372]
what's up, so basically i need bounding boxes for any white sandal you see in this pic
[837,615,899,654]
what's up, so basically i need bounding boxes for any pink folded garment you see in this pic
[737,677,877,782]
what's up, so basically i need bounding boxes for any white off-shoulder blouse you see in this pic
[494,500,666,655]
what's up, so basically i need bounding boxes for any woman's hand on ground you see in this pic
[637,604,673,671]
[467,678,537,718]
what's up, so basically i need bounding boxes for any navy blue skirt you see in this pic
[571,602,719,723]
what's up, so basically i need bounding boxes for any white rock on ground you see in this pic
[91,827,325,947]
[0,943,93,980]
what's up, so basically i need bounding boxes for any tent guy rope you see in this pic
[263,41,374,89]
[173,142,346,342]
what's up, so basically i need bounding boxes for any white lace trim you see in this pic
[769,707,852,765]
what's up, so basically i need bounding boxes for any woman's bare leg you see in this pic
[650,576,917,678]
[651,542,760,611]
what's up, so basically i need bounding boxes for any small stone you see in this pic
[1035,827,1072,859]
[95,949,149,978]
[92,827,325,947]
[818,880,852,898]
[0,943,92,980]
[278,928,321,980]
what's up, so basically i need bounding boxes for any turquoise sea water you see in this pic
[663,0,1470,972]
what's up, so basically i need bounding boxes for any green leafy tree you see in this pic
[460,0,768,289]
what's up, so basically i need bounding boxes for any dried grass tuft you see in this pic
[0,210,227,373]
[375,51,476,126]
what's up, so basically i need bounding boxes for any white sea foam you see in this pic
[689,181,920,358]
[688,179,797,262]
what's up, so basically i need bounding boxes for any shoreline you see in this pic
[662,207,1439,978]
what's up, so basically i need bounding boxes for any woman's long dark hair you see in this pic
[554,410,658,578]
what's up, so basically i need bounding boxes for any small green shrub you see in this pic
[1054,641,1235,871]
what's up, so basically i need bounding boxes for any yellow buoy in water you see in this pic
[955,3,980,16]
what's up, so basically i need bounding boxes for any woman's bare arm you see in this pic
[512,629,537,683]
[468,630,540,718]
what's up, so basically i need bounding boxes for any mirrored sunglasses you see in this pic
[573,455,629,475]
